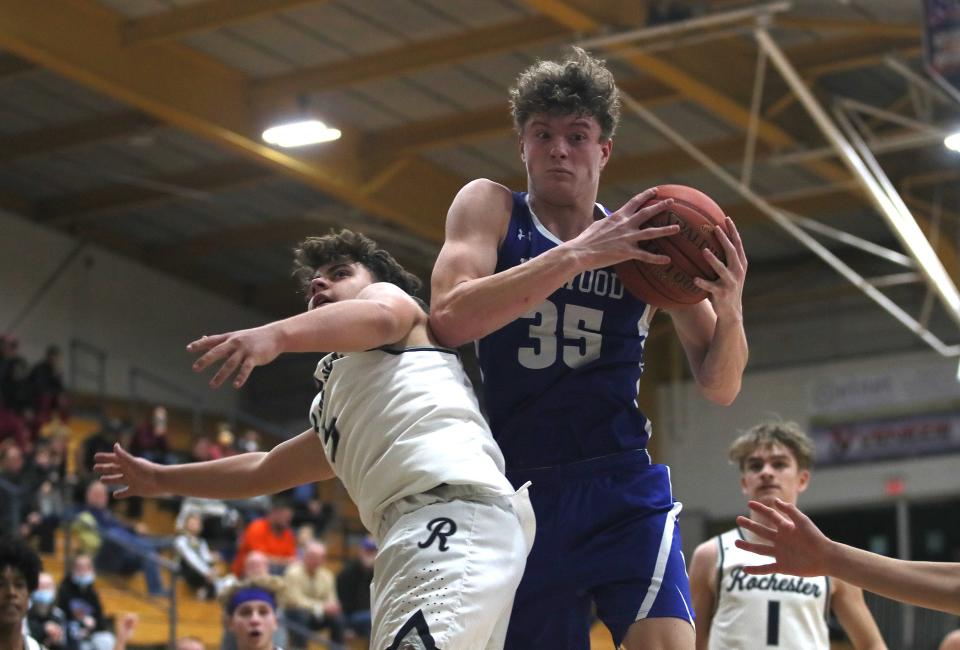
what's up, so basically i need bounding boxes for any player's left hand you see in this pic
[692,216,747,319]
[734,498,831,578]
[187,324,284,388]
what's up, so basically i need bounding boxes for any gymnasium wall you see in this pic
[659,345,960,523]
[0,209,265,414]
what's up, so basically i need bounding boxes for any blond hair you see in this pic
[728,420,814,471]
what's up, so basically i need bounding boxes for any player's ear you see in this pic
[740,474,749,497]
[518,133,525,162]
[599,137,613,170]
[797,468,811,493]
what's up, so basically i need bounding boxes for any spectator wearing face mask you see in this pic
[27,572,66,650]
[55,554,116,650]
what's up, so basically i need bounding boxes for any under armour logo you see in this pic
[417,517,457,552]
[517,229,527,240]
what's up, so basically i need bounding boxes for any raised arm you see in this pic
[736,499,960,616]
[94,429,334,501]
[688,540,719,650]
[667,217,747,405]
[430,179,579,348]
[188,282,423,389]
[429,179,680,348]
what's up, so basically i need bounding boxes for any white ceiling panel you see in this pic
[309,88,403,130]
[225,15,345,69]
[405,64,508,109]
[94,0,167,19]
[424,145,506,181]
[182,30,296,78]
[281,2,403,55]
[417,0,533,29]
[352,76,457,122]
[343,0,460,40]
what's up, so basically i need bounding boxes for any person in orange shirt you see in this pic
[232,498,296,577]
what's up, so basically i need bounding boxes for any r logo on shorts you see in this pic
[417,517,457,551]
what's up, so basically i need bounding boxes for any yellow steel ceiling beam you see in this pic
[122,0,326,45]
[251,15,568,108]
[0,0,454,242]
[525,0,852,186]
[364,80,679,167]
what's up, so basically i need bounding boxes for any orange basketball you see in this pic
[615,185,729,309]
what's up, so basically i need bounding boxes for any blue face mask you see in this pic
[31,589,55,606]
[72,573,95,587]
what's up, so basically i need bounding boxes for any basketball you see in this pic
[615,185,730,309]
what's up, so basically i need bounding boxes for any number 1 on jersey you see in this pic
[767,600,780,646]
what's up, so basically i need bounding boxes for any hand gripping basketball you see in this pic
[615,185,739,309]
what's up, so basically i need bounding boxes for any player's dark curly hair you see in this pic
[0,537,42,592]
[510,46,620,141]
[728,420,815,471]
[292,229,422,298]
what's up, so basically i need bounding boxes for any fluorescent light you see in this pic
[262,119,341,148]
[944,130,960,152]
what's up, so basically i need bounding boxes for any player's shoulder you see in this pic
[454,178,514,212]
[690,536,721,575]
[692,536,721,562]
[830,576,859,599]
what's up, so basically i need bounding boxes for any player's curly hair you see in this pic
[219,575,286,615]
[0,536,42,592]
[728,420,815,471]
[292,229,422,298]
[509,46,620,141]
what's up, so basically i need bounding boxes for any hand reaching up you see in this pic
[93,444,163,499]
[187,324,284,389]
[734,498,833,578]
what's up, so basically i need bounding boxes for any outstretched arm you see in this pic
[736,499,960,616]
[429,179,680,348]
[188,282,422,388]
[94,429,334,500]
[667,217,748,406]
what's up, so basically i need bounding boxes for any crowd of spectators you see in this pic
[0,336,69,452]
[0,334,371,647]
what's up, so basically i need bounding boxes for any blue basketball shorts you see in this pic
[503,449,694,649]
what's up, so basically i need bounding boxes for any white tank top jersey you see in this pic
[709,527,831,650]
[308,347,515,533]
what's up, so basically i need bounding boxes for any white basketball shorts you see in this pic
[370,483,535,650]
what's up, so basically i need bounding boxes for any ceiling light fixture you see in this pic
[262,119,341,148]
[944,130,960,152]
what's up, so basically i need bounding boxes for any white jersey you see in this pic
[709,527,831,650]
[308,346,515,533]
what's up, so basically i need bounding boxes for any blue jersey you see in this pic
[477,191,655,470]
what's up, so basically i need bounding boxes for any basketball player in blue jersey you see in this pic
[689,421,886,650]
[430,47,748,650]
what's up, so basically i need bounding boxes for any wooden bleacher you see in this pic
[53,403,366,649]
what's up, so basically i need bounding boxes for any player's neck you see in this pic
[744,502,790,542]
[0,622,24,650]
[527,190,598,241]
